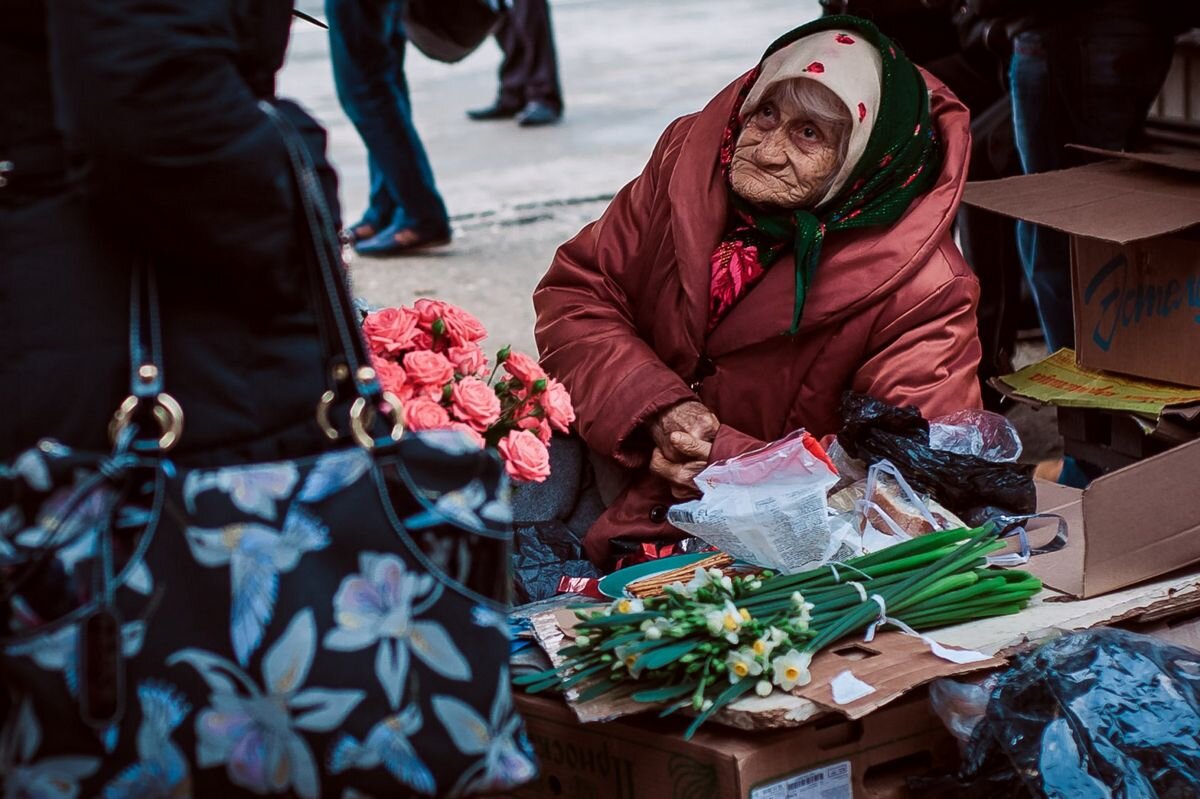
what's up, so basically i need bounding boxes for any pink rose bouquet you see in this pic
[362,300,575,483]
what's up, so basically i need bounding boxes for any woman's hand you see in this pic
[650,401,719,463]
[650,429,714,499]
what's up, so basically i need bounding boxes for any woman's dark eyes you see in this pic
[794,125,821,142]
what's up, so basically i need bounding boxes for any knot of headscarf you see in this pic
[708,15,942,335]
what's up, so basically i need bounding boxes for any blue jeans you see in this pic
[326,0,449,236]
[1009,4,1174,352]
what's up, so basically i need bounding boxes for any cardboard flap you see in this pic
[1080,438,1200,596]
[963,159,1200,244]
[1067,145,1200,174]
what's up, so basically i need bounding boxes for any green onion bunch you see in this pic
[516,526,1041,738]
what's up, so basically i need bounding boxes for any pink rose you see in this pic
[362,307,421,356]
[498,430,551,483]
[402,350,455,389]
[439,304,488,345]
[450,377,502,432]
[448,344,487,377]
[413,298,447,330]
[402,397,451,432]
[518,415,552,445]
[541,378,575,433]
[447,422,486,449]
[370,355,409,398]
[503,350,547,387]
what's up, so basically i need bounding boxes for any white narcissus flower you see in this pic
[751,635,777,658]
[768,627,789,645]
[771,649,813,692]
[640,618,671,641]
[611,597,644,615]
[613,645,644,678]
[726,648,764,684]
[685,568,713,594]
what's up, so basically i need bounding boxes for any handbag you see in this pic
[0,101,537,798]
[403,0,505,63]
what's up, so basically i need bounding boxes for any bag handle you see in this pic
[259,101,404,449]
[109,103,404,454]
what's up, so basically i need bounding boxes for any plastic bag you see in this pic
[921,628,1200,797]
[668,430,839,573]
[929,409,1023,463]
[837,393,1036,519]
[929,675,998,749]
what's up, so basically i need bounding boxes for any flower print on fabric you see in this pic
[101,682,192,799]
[404,478,512,534]
[432,669,538,797]
[4,620,145,696]
[295,450,372,504]
[327,705,435,795]
[324,553,471,709]
[186,514,330,666]
[169,609,364,799]
[0,696,101,799]
[183,462,300,521]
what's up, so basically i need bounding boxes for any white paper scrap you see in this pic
[926,638,992,665]
[830,670,876,705]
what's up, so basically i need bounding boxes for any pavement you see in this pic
[281,0,821,357]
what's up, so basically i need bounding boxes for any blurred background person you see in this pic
[327,0,452,255]
[467,0,564,126]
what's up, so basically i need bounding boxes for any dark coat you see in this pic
[0,0,338,464]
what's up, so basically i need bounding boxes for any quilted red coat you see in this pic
[534,69,982,565]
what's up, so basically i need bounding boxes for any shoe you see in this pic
[354,224,451,258]
[467,101,522,121]
[516,101,561,127]
[342,220,378,244]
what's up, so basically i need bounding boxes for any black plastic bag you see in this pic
[404,0,504,63]
[920,628,1200,798]
[837,392,1035,518]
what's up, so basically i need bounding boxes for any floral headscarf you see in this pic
[708,15,942,334]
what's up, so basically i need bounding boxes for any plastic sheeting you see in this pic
[924,628,1200,797]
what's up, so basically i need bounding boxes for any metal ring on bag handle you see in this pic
[316,390,340,441]
[349,392,405,450]
[108,392,184,452]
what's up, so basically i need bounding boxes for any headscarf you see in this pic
[708,15,942,334]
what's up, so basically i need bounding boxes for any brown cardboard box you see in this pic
[963,149,1200,387]
[499,691,958,799]
[1023,437,1200,598]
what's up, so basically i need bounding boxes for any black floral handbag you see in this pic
[0,102,536,798]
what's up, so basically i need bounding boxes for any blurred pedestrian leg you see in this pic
[468,0,563,125]
[327,0,451,253]
[1009,1,1178,352]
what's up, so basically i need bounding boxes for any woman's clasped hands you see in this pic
[648,401,719,499]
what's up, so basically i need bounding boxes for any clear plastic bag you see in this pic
[929,675,998,749]
[921,628,1200,797]
[929,409,1023,463]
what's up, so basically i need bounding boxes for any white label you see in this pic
[751,761,852,799]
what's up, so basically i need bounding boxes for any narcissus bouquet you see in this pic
[362,299,575,482]
[517,526,1041,737]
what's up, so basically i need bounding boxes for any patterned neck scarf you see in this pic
[708,16,942,334]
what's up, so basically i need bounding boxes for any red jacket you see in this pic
[534,70,982,565]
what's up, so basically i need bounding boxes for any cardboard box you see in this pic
[500,691,958,799]
[1022,436,1200,598]
[963,149,1200,387]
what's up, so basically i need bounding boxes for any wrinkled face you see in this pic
[729,82,848,209]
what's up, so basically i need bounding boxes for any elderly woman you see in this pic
[533,16,982,567]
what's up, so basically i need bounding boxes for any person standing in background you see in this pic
[327,0,452,256]
[467,0,564,127]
